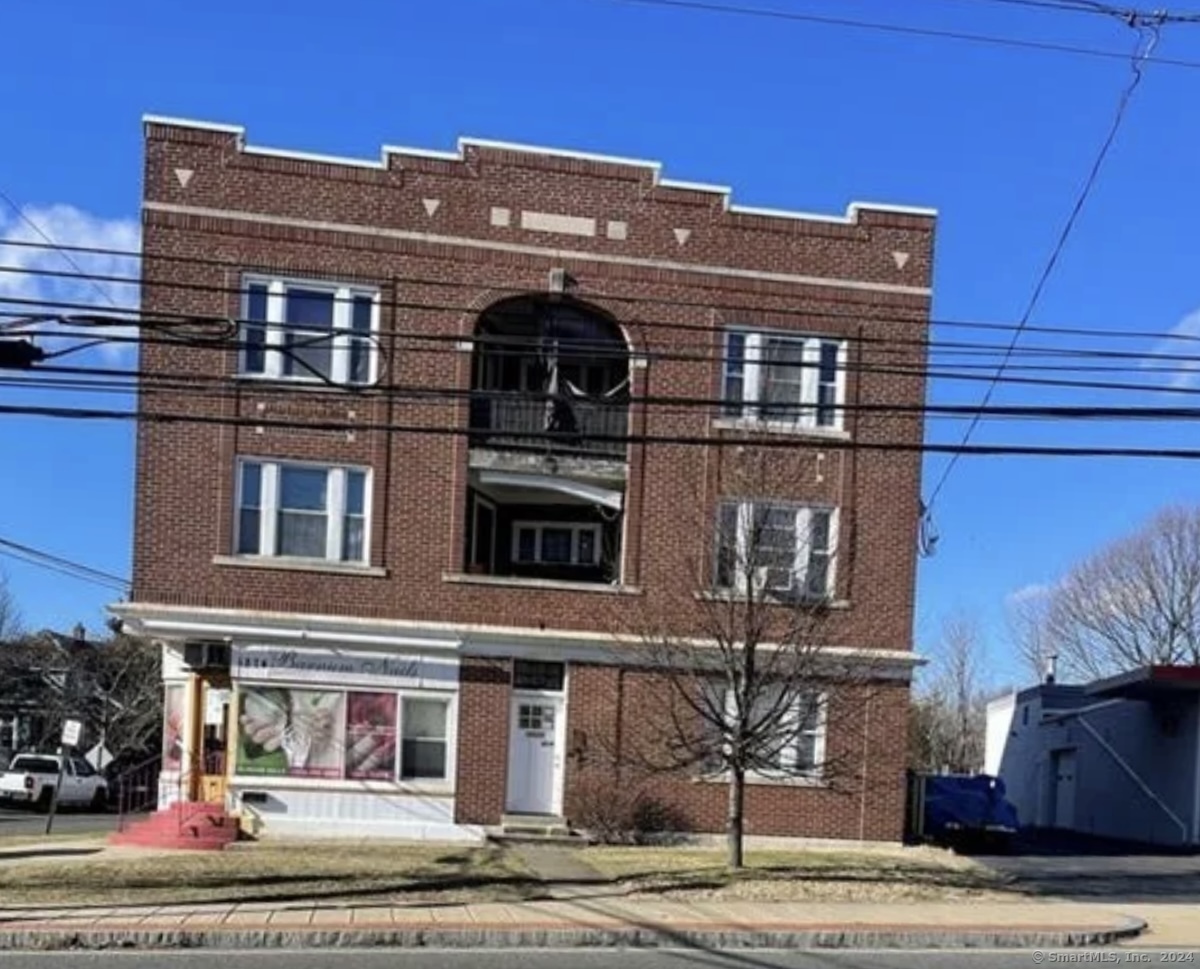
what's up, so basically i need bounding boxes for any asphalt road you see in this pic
[0,806,118,837]
[0,951,1186,969]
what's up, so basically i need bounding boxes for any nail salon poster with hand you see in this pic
[237,687,346,778]
[344,692,397,780]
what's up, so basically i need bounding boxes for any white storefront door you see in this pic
[505,694,564,816]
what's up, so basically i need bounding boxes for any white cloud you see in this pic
[1006,582,1053,606]
[1148,307,1200,391]
[0,204,140,360]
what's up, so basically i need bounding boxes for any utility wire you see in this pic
[598,0,1200,70]
[6,262,1200,361]
[0,537,128,592]
[6,239,1200,347]
[13,367,1200,423]
[4,399,1200,458]
[927,17,1163,506]
[10,324,1200,400]
[0,189,129,315]
[954,0,1200,23]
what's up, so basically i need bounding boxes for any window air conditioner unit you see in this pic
[183,640,232,671]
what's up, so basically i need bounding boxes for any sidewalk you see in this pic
[0,897,1147,951]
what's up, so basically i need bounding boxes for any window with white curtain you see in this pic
[235,460,370,565]
[722,329,846,430]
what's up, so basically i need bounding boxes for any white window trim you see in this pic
[240,275,381,386]
[716,689,828,781]
[512,521,602,567]
[722,329,846,432]
[717,501,838,599]
[397,690,456,784]
[234,458,373,566]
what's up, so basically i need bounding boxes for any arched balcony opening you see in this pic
[463,296,631,587]
[468,296,630,459]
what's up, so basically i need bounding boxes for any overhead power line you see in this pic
[4,399,1200,459]
[598,0,1200,70]
[927,15,1163,507]
[8,317,1200,402]
[4,256,1200,354]
[957,0,1200,23]
[13,366,1200,425]
[5,237,1200,348]
[0,536,129,592]
[0,188,127,315]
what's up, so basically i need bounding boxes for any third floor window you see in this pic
[240,277,379,386]
[722,330,846,431]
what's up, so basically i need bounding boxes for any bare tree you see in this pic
[604,450,893,869]
[73,634,163,768]
[1007,590,1057,684]
[910,614,987,774]
[0,571,22,642]
[1011,506,1200,682]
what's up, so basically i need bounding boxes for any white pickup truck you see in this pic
[0,754,108,811]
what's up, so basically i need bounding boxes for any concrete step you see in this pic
[495,814,587,844]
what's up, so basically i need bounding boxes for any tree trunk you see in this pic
[727,765,746,870]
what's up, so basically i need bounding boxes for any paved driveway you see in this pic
[974,831,1200,902]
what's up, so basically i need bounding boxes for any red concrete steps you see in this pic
[108,802,240,851]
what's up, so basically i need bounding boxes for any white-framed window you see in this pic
[722,329,846,430]
[235,459,371,564]
[715,501,837,599]
[708,687,827,778]
[240,276,379,385]
[512,522,601,566]
[399,694,450,780]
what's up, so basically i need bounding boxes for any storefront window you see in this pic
[236,687,346,779]
[345,692,398,780]
[234,684,452,785]
[163,684,186,771]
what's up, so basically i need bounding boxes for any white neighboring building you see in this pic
[985,666,1200,848]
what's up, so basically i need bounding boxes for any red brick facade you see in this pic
[132,118,935,841]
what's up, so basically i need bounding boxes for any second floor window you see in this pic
[513,522,600,567]
[723,330,846,430]
[236,460,370,564]
[715,501,836,599]
[241,277,378,385]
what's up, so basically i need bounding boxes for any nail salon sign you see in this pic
[232,645,459,690]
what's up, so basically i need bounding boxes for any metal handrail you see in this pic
[113,752,162,833]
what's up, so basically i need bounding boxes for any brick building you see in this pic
[112,115,937,843]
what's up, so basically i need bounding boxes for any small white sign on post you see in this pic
[61,719,82,748]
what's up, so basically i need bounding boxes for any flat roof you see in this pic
[1087,665,1200,700]
[141,114,938,227]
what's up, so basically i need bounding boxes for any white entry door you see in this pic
[505,695,564,815]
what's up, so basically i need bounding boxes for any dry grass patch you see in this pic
[0,842,537,907]
[580,844,1022,903]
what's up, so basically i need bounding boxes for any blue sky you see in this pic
[3,0,1200,686]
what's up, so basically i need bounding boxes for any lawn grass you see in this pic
[580,844,1021,902]
[0,842,537,907]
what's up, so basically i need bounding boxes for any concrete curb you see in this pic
[0,917,1149,951]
